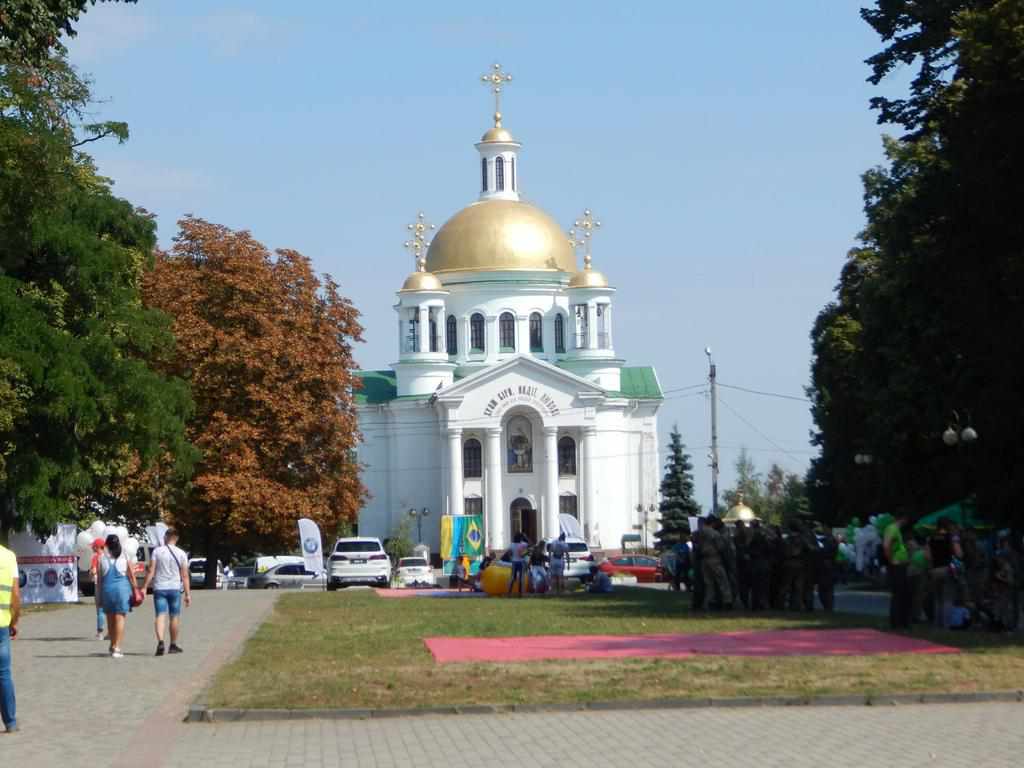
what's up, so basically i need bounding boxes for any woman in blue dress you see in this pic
[96,534,132,658]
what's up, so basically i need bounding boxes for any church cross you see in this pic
[403,211,435,272]
[572,208,601,269]
[480,63,512,127]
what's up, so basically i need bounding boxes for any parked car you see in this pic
[543,537,595,582]
[189,558,224,589]
[327,537,391,590]
[599,554,662,583]
[248,562,325,590]
[395,557,435,588]
[225,565,255,590]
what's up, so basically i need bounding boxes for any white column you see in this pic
[586,302,598,350]
[543,426,559,540]
[487,316,498,360]
[447,428,463,517]
[485,427,503,550]
[581,426,597,543]
[604,304,613,350]
[417,305,429,353]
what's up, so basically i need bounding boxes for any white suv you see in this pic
[546,537,595,582]
[328,537,391,590]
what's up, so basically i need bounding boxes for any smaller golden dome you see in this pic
[400,271,444,292]
[480,125,517,144]
[568,269,610,289]
[724,495,757,525]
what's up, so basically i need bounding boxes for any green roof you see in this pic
[353,365,662,405]
[354,370,397,405]
[612,366,663,400]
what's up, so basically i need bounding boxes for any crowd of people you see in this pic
[882,515,1020,632]
[669,515,840,613]
[666,513,1021,633]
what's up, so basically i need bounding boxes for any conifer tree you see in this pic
[654,426,700,548]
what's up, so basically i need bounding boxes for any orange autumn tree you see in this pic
[144,217,365,578]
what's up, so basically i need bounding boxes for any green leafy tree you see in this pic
[0,50,194,540]
[0,1,136,64]
[808,1,1024,528]
[654,426,700,548]
[384,517,414,565]
[722,447,765,515]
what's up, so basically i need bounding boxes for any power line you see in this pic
[717,382,810,403]
[716,395,810,471]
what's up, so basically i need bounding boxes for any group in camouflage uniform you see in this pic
[687,515,837,613]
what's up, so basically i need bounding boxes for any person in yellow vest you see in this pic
[0,541,21,733]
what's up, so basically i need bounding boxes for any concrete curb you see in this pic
[185,689,1024,723]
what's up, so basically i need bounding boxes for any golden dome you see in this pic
[426,199,575,274]
[400,271,444,292]
[568,269,610,289]
[723,498,757,525]
[480,126,517,143]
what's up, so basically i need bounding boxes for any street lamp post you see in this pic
[409,507,430,544]
[941,411,978,526]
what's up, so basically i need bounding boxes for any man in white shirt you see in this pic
[142,529,190,656]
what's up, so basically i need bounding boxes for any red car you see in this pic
[598,555,662,583]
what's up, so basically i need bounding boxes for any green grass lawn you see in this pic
[206,588,1024,710]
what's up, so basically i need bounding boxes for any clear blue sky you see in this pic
[69,1,906,513]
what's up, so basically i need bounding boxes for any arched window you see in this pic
[499,312,515,351]
[463,439,482,478]
[446,314,457,355]
[470,313,485,352]
[529,312,543,352]
[511,157,516,191]
[554,313,566,354]
[558,436,577,476]
[559,494,578,519]
[429,317,439,352]
[495,156,505,191]
[481,158,487,191]
[507,416,532,473]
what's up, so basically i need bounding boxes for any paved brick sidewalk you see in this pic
[4,590,277,766]
[166,703,1024,768]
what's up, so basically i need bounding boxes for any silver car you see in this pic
[247,562,325,590]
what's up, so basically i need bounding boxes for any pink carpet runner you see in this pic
[424,629,958,663]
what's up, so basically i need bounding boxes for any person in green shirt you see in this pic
[884,513,912,629]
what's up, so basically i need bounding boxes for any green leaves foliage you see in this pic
[809,1,1024,527]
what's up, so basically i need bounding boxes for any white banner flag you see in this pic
[297,518,323,576]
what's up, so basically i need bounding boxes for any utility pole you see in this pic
[705,347,719,516]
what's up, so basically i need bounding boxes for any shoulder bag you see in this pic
[128,555,145,608]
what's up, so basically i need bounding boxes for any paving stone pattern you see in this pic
[4,590,277,767]
[5,590,1023,768]
[167,702,1024,768]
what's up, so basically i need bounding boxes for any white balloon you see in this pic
[76,546,93,571]
[125,537,140,562]
[114,526,128,545]
[89,520,106,537]
[76,531,94,550]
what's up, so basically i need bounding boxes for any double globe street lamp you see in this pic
[408,507,430,544]
[941,412,978,525]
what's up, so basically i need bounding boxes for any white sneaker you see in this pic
[111,649,124,659]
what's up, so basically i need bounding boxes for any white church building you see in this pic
[355,67,663,555]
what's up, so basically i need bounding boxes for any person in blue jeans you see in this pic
[507,533,529,597]
[1,541,21,733]
[97,534,133,658]
[88,538,108,640]
[142,528,191,656]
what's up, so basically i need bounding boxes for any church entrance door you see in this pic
[509,498,538,543]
